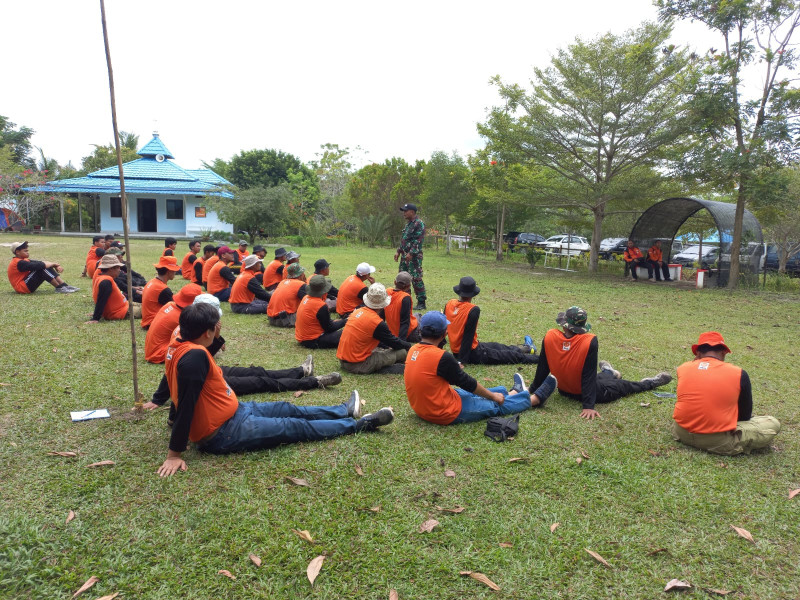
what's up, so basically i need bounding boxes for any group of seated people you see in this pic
[623,239,673,282]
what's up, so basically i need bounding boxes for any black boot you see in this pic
[413,300,427,311]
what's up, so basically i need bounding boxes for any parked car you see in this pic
[763,245,800,275]
[599,237,627,259]
[515,232,546,246]
[541,234,591,256]
[503,231,521,245]
[673,245,719,269]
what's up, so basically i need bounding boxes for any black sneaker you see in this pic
[356,407,394,432]
[641,372,672,387]
[413,301,427,311]
[346,390,363,419]
[316,372,342,388]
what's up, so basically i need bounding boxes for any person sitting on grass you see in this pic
[529,306,671,420]
[295,275,348,349]
[155,303,395,477]
[89,254,141,322]
[162,237,178,257]
[262,247,287,291]
[199,244,219,288]
[235,239,249,263]
[314,258,338,305]
[336,283,412,374]
[181,240,201,280]
[207,246,236,302]
[623,239,651,281]
[103,234,115,250]
[106,247,145,302]
[672,331,781,455]
[141,256,180,329]
[252,245,267,283]
[82,235,105,277]
[404,311,557,425]
[385,271,420,342]
[230,254,270,314]
[336,262,376,318]
[145,284,203,363]
[647,239,672,282]
[281,251,301,280]
[445,276,537,365]
[7,241,79,294]
[267,263,307,327]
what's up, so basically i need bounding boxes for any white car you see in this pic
[543,234,591,256]
[673,245,719,269]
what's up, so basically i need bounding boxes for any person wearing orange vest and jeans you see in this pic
[385,271,420,342]
[295,275,347,349]
[89,254,142,322]
[230,254,270,314]
[180,240,201,280]
[154,303,395,477]
[405,312,557,425]
[141,256,180,329]
[445,277,538,365]
[267,263,307,327]
[529,306,671,419]
[672,331,780,455]
[623,239,651,280]
[7,241,78,294]
[647,239,672,282]
[145,284,204,363]
[207,246,236,302]
[336,283,412,374]
[336,262,376,318]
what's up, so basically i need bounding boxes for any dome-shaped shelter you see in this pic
[629,197,764,287]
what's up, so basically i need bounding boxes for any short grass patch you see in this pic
[1,234,798,598]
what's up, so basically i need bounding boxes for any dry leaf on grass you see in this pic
[746,344,754,350]
[94,594,120,600]
[730,525,755,543]
[48,451,78,457]
[285,476,309,487]
[355,464,364,476]
[435,505,465,514]
[389,589,399,600]
[584,549,611,567]
[576,457,583,465]
[789,488,800,499]
[66,510,75,524]
[498,542,513,548]
[550,522,560,533]
[444,469,456,477]
[664,578,692,592]
[580,450,590,459]
[249,553,262,567]
[86,461,115,468]
[369,506,381,512]
[0,382,11,386]
[508,457,528,463]
[640,402,651,408]
[459,571,500,591]
[293,390,304,398]
[647,548,667,556]
[706,588,732,596]
[307,555,325,586]
[291,529,314,543]
[418,519,440,533]
[218,569,236,580]
[71,576,99,598]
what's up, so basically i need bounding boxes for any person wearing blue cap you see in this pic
[404,312,557,425]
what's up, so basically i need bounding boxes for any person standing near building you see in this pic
[394,203,426,310]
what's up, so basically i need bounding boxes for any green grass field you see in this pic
[1,234,798,599]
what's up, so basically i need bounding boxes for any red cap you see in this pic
[691,331,731,355]
[173,283,203,308]
[154,255,181,271]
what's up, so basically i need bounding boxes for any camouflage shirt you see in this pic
[398,217,425,256]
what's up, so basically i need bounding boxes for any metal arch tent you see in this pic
[629,197,764,287]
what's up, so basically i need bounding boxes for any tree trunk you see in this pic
[445,215,451,255]
[495,203,506,262]
[779,248,787,273]
[727,179,747,289]
[589,204,605,273]
[60,198,65,232]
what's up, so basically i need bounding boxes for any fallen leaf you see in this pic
[746,345,754,350]
[48,451,78,457]
[584,548,611,567]
[435,505,465,513]
[66,510,75,524]
[706,588,732,596]
[459,571,500,591]
[550,522,560,533]
[438,457,445,466]
[498,542,513,548]
[789,488,800,499]
[355,464,364,476]
[249,553,262,567]
[444,470,456,477]
[648,449,661,457]
[86,460,115,468]
[640,402,651,408]
[730,525,755,543]
[389,589,399,600]
[52,348,58,353]
[0,382,11,386]
[94,594,120,600]
[418,518,440,533]
[50,337,60,341]
[664,578,692,592]
[291,529,314,543]
[508,457,528,463]
[72,576,99,598]
[293,390,304,398]
[369,506,381,512]
[647,548,667,556]
[576,457,583,465]
[580,450,590,459]
[307,555,325,586]
[285,476,309,487]
[218,569,236,580]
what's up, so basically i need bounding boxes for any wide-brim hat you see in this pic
[174,283,203,308]
[691,331,731,355]
[286,263,305,279]
[154,256,181,271]
[238,240,248,246]
[556,306,591,334]
[98,254,124,270]
[10,241,28,255]
[107,247,125,256]
[285,251,301,261]
[274,247,287,258]
[308,274,332,297]
[193,293,223,317]
[252,245,266,253]
[453,276,480,297]
[242,254,263,269]
[364,282,391,310]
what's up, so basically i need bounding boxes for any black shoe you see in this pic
[346,390,363,419]
[355,407,394,432]
[316,372,342,388]
[413,301,427,311]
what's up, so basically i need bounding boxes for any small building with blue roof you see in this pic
[35,133,233,237]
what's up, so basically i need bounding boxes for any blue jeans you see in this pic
[213,287,231,303]
[450,386,532,424]
[198,401,355,454]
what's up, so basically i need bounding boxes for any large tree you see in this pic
[478,22,696,271]
[421,151,475,253]
[751,165,800,272]
[212,148,317,191]
[0,115,34,168]
[205,185,291,243]
[656,0,800,287]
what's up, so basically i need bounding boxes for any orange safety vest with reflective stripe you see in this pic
[404,343,461,425]
[336,307,383,362]
[141,277,169,328]
[262,259,284,288]
[145,301,181,363]
[207,261,231,294]
[336,275,366,315]
[92,274,129,320]
[202,255,220,284]
[181,252,196,279]
[385,289,418,338]
[674,358,742,434]
[542,329,595,395]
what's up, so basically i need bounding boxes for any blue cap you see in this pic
[419,311,450,336]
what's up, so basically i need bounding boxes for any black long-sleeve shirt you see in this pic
[218,265,237,285]
[15,259,48,273]
[532,335,599,410]
[737,370,753,421]
[246,276,270,301]
[445,303,481,363]
[92,279,124,322]
[373,321,412,351]
[168,348,209,452]
[429,343,478,393]
[193,260,204,284]
[397,295,413,340]
[313,304,346,333]
[151,336,225,406]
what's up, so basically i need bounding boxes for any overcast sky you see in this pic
[2,1,715,171]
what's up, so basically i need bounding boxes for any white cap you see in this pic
[193,293,223,317]
[356,262,376,276]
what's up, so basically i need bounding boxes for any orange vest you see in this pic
[404,343,461,425]
[202,255,220,284]
[165,340,238,442]
[623,247,643,262]
[542,329,595,395]
[336,307,384,362]
[385,289,418,338]
[85,246,100,274]
[336,275,366,315]
[192,256,205,284]
[648,245,663,262]
[207,260,231,294]
[141,277,169,328]
[7,257,30,293]
[145,301,181,363]
[674,358,742,434]
[87,257,100,279]
[92,274,129,320]
[267,278,305,317]
[295,295,328,341]
[445,299,479,354]
[181,252,196,279]
[230,269,259,304]
[162,248,175,257]
[235,249,249,262]
[263,259,284,288]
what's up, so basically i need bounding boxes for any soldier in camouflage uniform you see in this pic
[395,203,426,310]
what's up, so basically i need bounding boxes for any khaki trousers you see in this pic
[672,417,781,456]
[340,348,407,375]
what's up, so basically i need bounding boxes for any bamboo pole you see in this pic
[99,0,141,406]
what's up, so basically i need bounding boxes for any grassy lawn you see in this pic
[1,233,798,599]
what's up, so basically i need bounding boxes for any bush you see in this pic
[524,247,545,268]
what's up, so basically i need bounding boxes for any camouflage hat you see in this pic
[107,247,125,256]
[556,306,591,334]
[286,263,305,279]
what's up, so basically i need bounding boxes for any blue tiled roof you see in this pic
[187,169,232,185]
[89,158,197,181]
[137,134,174,158]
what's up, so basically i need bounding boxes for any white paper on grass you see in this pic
[652,392,677,399]
[71,409,110,422]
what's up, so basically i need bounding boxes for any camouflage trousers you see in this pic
[399,254,426,303]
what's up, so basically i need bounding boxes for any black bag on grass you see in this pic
[484,415,519,442]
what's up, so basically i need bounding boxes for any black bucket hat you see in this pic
[453,276,480,298]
